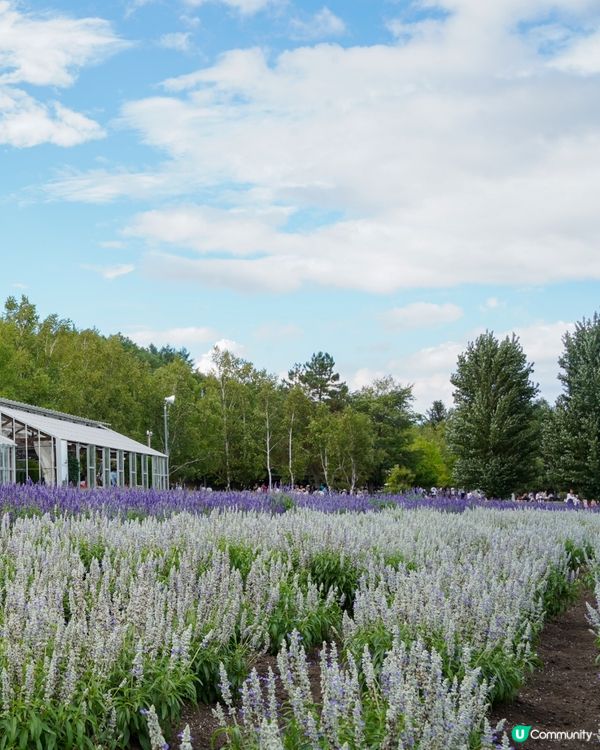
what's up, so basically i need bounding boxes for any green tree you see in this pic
[553,314,600,498]
[411,428,452,488]
[447,331,539,497]
[353,376,415,487]
[281,383,312,488]
[424,400,448,426]
[253,370,285,491]
[335,409,375,493]
[290,352,348,407]
[308,406,339,489]
[210,346,262,489]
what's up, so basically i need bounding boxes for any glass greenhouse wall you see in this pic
[0,399,168,489]
[0,436,15,485]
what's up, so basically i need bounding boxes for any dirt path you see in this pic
[491,589,600,750]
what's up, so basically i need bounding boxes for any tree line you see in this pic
[1,296,599,498]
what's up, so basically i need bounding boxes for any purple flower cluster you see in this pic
[0,483,596,518]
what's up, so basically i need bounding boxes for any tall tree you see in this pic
[282,383,312,488]
[553,314,600,498]
[353,376,415,487]
[253,370,284,491]
[335,409,375,493]
[290,352,348,407]
[447,332,539,497]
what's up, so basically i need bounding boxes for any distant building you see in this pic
[0,398,168,489]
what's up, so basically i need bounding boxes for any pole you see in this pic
[163,396,175,489]
[164,401,169,457]
[164,400,169,489]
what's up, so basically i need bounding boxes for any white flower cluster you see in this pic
[0,505,599,749]
[206,629,500,750]
[586,570,600,647]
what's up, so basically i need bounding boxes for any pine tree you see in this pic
[447,332,539,497]
[425,400,448,426]
[289,352,348,407]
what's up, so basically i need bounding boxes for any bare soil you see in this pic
[491,588,600,750]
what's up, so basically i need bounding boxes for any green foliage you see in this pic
[308,550,360,609]
[552,314,600,499]
[384,465,415,493]
[353,377,416,488]
[217,540,257,581]
[447,331,539,498]
[542,567,577,617]
[473,646,536,705]
[266,581,341,652]
[77,539,107,570]
[288,351,348,408]
[424,400,448,426]
[410,429,452,488]
[0,296,424,491]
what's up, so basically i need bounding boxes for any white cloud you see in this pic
[384,302,463,329]
[45,2,600,291]
[127,204,292,255]
[359,320,575,411]
[481,296,502,310]
[82,263,135,280]
[0,1,127,87]
[195,338,246,373]
[290,7,346,40]
[506,320,575,401]
[0,88,104,147]
[253,323,303,341]
[183,0,277,15]
[386,18,446,44]
[551,29,600,74]
[0,2,125,147]
[159,32,192,52]
[127,326,216,347]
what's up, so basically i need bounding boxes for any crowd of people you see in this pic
[232,482,599,506]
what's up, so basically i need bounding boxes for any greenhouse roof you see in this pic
[0,401,165,457]
[0,434,15,446]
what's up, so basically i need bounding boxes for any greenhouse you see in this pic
[0,398,168,489]
[0,434,15,486]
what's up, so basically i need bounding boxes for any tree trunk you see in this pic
[350,457,357,495]
[219,376,231,491]
[288,410,295,489]
[265,400,272,492]
[320,448,329,490]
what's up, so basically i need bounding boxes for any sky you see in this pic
[1,0,600,411]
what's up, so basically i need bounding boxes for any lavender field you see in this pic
[0,486,599,749]
[0,484,595,518]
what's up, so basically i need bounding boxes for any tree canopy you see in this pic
[4,295,599,498]
[447,331,539,497]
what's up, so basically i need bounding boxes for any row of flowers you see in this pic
[1,484,596,518]
[0,503,598,748]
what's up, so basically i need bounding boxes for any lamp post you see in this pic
[146,430,153,448]
[164,395,175,485]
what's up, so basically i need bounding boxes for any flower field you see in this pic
[0,488,598,749]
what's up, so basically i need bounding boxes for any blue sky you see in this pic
[2,0,600,409]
